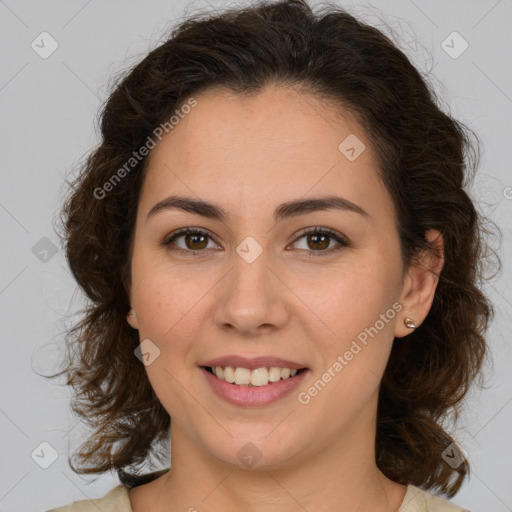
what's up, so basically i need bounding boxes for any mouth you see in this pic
[201,365,308,387]
[200,363,310,407]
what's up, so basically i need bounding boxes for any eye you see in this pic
[289,226,350,257]
[162,227,220,256]
[162,226,350,257]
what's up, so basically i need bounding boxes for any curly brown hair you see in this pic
[50,0,497,498]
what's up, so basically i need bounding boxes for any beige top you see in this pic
[47,483,471,511]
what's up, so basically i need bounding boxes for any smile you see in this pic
[201,365,309,406]
[205,365,305,386]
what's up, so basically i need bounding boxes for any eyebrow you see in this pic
[146,194,369,223]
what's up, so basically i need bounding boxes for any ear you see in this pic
[394,229,444,338]
[127,309,139,330]
[123,273,139,330]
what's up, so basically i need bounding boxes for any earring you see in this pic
[128,311,134,318]
[403,317,417,329]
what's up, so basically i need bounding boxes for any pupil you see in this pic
[186,233,208,250]
[309,234,328,250]
[184,233,330,251]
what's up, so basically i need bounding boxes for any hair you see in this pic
[50,0,498,498]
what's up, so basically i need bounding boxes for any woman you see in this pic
[47,0,495,510]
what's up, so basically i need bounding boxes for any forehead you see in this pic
[140,85,393,224]
[152,85,365,163]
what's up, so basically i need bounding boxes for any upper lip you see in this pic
[200,355,308,370]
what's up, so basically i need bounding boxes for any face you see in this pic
[126,85,420,469]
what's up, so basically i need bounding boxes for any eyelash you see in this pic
[161,226,350,258]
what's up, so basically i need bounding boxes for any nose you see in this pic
[213,249,289,337]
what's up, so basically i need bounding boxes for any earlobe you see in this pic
[403,317,418,329]
[394,229,444,338]
[127,309,139,330]
[124,273,138,329]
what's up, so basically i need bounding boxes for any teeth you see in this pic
[223,366,235,383]
[210,366,302,386]
[268,367,281,382]
[234,367,251,385]
[250,367,269,386]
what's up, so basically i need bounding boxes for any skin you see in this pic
[126,84,444,512]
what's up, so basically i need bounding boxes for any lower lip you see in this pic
[201,367,309,407]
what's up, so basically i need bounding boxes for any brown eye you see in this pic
[306,233,330,251]
[184,232,208,250]
[290,227,350,256]
[162,228,219,255]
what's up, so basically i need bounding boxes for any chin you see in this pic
[203,430,304,471]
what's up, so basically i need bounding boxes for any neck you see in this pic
[143,405,406,512]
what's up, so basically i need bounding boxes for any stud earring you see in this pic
[128,311,134,318]
[403,317,417,329]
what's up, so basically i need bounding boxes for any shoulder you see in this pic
[46,485,131,512]
[399,485,472,512]
[46,468,170,512]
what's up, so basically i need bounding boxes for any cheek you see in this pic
[131,249,208,337]
[131,262,207,414]
[294,257,398,341]
[294,254,400,408]
[300,281,398,427]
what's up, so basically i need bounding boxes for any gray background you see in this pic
[0,1,511,511]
